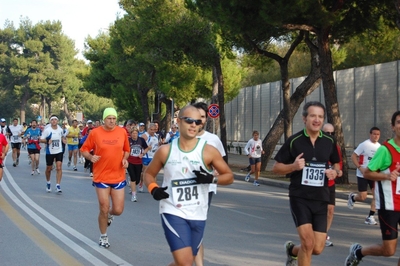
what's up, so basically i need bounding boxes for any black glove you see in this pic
[151,186,169,201]
[193,166,214,184]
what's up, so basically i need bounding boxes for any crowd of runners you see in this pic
[1,101,400,266]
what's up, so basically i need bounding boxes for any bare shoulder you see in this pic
[156,143,171,156]
[204,144,219,154]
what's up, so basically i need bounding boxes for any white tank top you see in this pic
[160,138,211,220]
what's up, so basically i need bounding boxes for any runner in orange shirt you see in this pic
[80,107,130,248]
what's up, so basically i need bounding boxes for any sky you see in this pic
[0,0,124,59]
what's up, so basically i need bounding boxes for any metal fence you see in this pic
[225,60,400,148]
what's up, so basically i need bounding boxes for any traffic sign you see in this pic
[208,104,220,118]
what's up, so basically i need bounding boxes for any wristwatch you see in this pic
[212,177,218,184]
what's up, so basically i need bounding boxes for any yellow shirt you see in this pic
[66,126,80,145]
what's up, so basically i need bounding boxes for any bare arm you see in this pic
[351,153,361,169]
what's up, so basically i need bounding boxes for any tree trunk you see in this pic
[46,97,52,118]
[20,90,29,123]
[63,98,72,124]
[137,84,151,125]
[280,60,291,140]
[214,54,228,162]
[261,76,321,170]
[317,27,348,184]
[40,95,45,122]
[160,96,172,132]
[245,32,304,141]
[261,33,320,171]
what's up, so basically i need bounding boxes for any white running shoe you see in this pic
[325,239,333,247]
[244,173,250,182]
[253,181,260,186]
[284,241,297,266]
[36,168,40,174]
[138,182,143,192]
[347,192,355,209]
[99,235,110,248]
[56,184,62,193]
[345,243,362,266]
[131,195,137,202]
[365,215,377,225]
[107,213,114,227]
[46,183,51,193]
[31,171,35,176]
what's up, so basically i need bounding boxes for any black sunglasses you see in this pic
[179,117,202,125]
[326,131,335,136]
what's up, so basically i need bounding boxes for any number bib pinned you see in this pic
[171,178,207,209]
[301,161,326,187]
[52,140,60,148]
[130,146,141,157]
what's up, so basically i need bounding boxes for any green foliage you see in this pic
[337,17,400,69]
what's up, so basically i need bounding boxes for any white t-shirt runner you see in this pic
[196,130,226,194]
[8,124,23,143]
[144,133,159,159]
[354,139,381,178]
[160,138,211,220]
[41,126,64,154]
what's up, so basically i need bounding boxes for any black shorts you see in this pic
[289,196,328,233]
[11,143,21,150]
[127,163,143,184]
[249,157,261,165]
[328,185,335,206]
[357,176,375,192]
[28,148,40,155]
[45,153,63,166]
[378,209,400,240]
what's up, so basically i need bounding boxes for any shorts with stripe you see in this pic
[92,180,127,190]
[378,209,400,240]
[161,213,206,255]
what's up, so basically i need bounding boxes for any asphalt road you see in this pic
[0,149,397,265]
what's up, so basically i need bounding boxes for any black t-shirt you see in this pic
[274,129,340,202]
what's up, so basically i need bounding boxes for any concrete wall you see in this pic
[225,60,400,148]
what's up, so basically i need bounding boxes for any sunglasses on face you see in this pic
[326,131,335,136]
[179,117,202,125]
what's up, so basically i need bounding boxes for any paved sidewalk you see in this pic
[226,152,367,203]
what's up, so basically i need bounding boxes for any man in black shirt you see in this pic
[273,101,340,266]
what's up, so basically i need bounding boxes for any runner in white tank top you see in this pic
[144,106,233,266]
